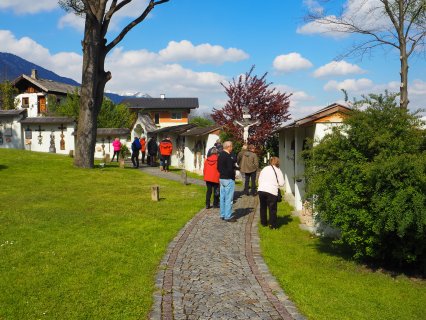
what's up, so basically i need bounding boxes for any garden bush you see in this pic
[304,93,426,271]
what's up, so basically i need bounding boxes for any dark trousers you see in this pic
[111,150,120,162]
[161,155,171,170]
[244,171,257,194]
[206,181,219,207]
[131,151,140,168]
[149,154,156,166]
[141,151,146,164]
[258,191,278,228]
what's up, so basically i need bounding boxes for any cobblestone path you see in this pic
[147,183,305,320]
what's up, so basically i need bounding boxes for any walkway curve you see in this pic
[141,166,305,319]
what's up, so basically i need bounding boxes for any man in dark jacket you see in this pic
[217,141,237,222]
[238,144,259,196]
[147,136,158,167]
[131,137,141,168]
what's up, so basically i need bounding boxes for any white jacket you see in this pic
[257,165,285,196]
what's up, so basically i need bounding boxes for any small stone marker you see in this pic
[181,170,188,185]
[151,185,160,201]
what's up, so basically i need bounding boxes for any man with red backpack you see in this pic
[159,136,173,172]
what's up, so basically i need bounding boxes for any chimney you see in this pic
[31,69,38,80]
[160,93,165,100]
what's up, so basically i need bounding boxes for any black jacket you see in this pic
[147,139,158,155]
[217,151,236,180]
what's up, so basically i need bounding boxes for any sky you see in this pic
[0,0,425,120]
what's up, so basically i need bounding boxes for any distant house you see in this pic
[276,103,352,230]
[12,69,79,117]
[122,94,199,138]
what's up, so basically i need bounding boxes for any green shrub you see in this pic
[304,93,426,271]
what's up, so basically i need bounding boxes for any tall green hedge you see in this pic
[304,93,426,271]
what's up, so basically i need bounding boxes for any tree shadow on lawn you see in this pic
[312,237,426,279]
[0,164,8,171]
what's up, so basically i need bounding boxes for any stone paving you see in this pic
[140,165,305,320]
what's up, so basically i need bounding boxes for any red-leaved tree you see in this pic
[212,66,291,150]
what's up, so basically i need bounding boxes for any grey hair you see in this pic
[223,141,233,149]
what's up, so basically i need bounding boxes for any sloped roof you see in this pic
[123,97,199,110]
[20,117,75,124]
[13,74,79,95]
[0,109,27,118]
[276,103,352,132]
[151,123,196,134]
[181,125,222,137]
[97,128,130,136]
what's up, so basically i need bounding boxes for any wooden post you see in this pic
[181,169,188,185]
[151,185,160,201]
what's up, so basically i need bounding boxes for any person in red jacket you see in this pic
[139,136,147,164]
[203,147,220,209]
[159,136,173,172]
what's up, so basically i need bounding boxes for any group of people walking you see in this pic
[203,140,284,228]
[110,135,174,172]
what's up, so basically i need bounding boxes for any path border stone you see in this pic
[247,202,306,320]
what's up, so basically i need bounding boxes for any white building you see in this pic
[0,109,27,149]
[19,117,76,155]
[94,128,130,159]
[181,125,222,173]
[151,124,222,173]
[276,103,351,229]
[13,69,78,117]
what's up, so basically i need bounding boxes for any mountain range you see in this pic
[0,52,146,103]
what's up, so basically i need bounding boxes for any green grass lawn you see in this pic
[259,202,426,320]
[0,149,204,319]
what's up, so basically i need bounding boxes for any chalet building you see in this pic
[12,69,78,117]
[276,103,351,233]
[122,94,199,139]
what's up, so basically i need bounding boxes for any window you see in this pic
[154,113,160,124]
[171,112,182,120]
[22,97,29,108]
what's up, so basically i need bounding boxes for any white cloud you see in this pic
[303,0,324,14]
[158,40,249,65]
[0,0,58,14]
[0,30,231,109]
[58,0,153,32]
[324,78,374,92]
[313,60,366,78]
[298,0,391,38]
[273,53,313,73]
[58,13,85,32]
[274,84,313,107]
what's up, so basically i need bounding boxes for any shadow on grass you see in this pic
[0,164,8,171]
[276,214,293,228]
[312,237,426,279]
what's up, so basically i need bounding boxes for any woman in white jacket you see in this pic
[257,157,285,229]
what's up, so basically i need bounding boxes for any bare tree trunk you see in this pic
[74,16,109,168]
[399,46,409,109]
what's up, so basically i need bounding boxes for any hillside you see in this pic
[0,52,140,104]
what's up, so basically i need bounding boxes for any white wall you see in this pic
[94,136,129,159]
[23,123,75,155]
[16,93,44,117]
[0,117,23,149]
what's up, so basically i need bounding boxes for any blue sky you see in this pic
[0,0,425,119]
